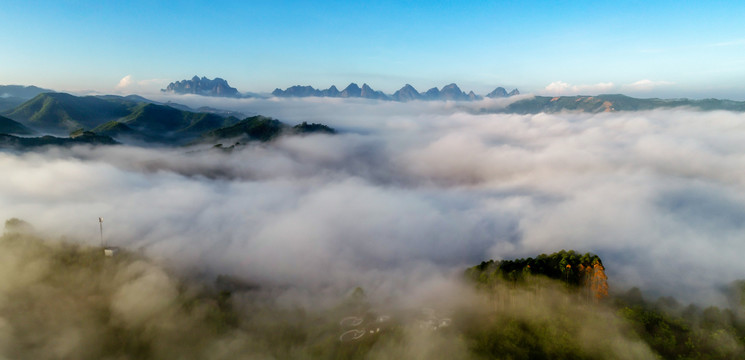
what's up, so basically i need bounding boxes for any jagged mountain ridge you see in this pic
[273,82,521,101]
[160,76,520,101]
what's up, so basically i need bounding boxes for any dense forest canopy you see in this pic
[3,220,744,359]
[466,250,609,300]
[466,250,745,359]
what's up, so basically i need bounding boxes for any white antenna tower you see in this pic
[99,217,118,257]
[99,217,104,247]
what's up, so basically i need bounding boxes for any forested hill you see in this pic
[3,221,745,360]
[466,250,606,288]
[0,131,117,150]
[0,115,33,135]
[201,117,335,143]
[466,250,745,359]
[488,94,745,114]
[0,93,336,148]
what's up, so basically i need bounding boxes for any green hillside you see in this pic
[201,115,285,142]
[95,94,154,104]
[4,92,336,146]
[114,103,239,143]
[118,103,195,134]
[92,120,138,137]
[4,93,135,134]
[0,85,51,112]
[466,250,605,288]
[292,121,336,135]
[467,251,745,359]
[0,97,29,113]
[3,220,745,360]
[0,115,33,135]
[0,131,117,150]
[495,94,745,114]
[5,93,243,144]
[203,117,336,143]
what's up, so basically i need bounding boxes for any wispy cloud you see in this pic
[3,96,745,305]
[115,75,133,89]
[114,75,167,94]
[540,81,615,95]
[622,79,675,92]
[709,38,745,47]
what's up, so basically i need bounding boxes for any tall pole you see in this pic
[99,217,104,247]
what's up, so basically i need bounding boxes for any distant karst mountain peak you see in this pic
[271,82,520,102]
[161,75,520,101]
[163,76,240,97]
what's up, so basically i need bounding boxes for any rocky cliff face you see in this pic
[163,76,240,97]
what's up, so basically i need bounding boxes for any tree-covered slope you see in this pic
[292,121,336,135]
[0,85,51,112]
[3,92,336,147]
[0,222,655,360]
[91,120,139,138]
[496,94,745,114]
[0,115,34,135]
[467,250,745,359]
[4,93,254,144]
[0,220,243,359]
[201,117,335,143]
[5,217,745,360]
[201,116,285,142]
[0,97,32,113]
[113,103,239,142]
[0,131,117,150]
[4,93,135,134]
[467,250,605,287]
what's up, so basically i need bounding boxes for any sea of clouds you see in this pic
[2,95,745,304]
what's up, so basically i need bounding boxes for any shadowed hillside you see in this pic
[0,115,33,135]
[4,93,135,134]
[11,220,728,359]
[2,92,335,147]
[491,94,745,114]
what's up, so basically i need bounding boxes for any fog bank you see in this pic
[2,97,745,304]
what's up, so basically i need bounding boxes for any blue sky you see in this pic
[1,0,744,99]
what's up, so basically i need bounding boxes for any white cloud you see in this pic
[115,75,133,89]
[541,81,615,95]
[622,79,675,92]
[2,97,745,304]
[114,75,167,94]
